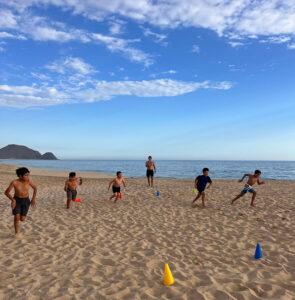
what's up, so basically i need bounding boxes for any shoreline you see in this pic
[0,162,294,181]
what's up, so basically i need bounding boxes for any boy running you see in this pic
[192,168,212,208]
[4,167,37,235]
[145,156,156,187]
[64,172,82,209]
[108,171,126,202]
[231,170,265,207]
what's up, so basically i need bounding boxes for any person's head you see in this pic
[202,167,209,176]
[16,167,30,181]
[69,172,76,179]
[254,169,261,177]
[116,171,122,178]
[148,156,152,161]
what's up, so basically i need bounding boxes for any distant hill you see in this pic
[0,144,58,160]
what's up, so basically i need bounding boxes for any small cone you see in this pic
[254,243,262,259]
[163,263,174,286]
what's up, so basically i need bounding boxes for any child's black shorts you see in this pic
[12,197,31,216]
[112,186,121,193]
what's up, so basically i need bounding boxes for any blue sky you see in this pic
[0,1,295,160]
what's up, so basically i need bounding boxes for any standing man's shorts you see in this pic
[12,197,31,216]
[67,189,77,200]
[146,170,154,178]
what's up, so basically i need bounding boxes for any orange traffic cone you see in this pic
[163,263,174,286]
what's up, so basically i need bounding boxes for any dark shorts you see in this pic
[67,189,77,200]
[197,188,205,193]
[12,197,31,216]
[146,169,154,178]
[112,186,121,193]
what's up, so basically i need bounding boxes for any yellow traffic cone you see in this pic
[163,263,175,286]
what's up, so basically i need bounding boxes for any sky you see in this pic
[0,0,295,160]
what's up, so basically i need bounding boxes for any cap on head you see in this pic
[16,167,30,178]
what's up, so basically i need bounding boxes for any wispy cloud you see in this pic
[191,45,200,53]
[141,27,168,45]
[287,43,295,49]
[46,57,95,75]
[0,78,233,108]
[91,33,154,67]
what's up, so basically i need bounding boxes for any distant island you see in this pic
[0,144,58,160]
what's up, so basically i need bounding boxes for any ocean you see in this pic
[1,159,295,180]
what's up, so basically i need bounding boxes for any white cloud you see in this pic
[0,79,233,108]
[141,27,168,45]
[228,41,244,48]
[287,43,295,49]
[109,20,125,35]
[192,45,200,53]
[0,9,18,29]
[4,0,295,36]
[4,0,295,38]
[0,31,26,40]
[46,57,95,75]
[91,33,153,67]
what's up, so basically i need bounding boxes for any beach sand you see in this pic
[0,164,294,299]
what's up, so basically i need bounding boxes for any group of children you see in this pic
[4,165,265,235]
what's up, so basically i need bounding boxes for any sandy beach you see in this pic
[0,164,294,300]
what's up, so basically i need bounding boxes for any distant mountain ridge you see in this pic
[0,144,58,160]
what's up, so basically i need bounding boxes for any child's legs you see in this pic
[14,214,20,234]
[231,192,244,204]
[151,176,154,187]
[114,192,120,202]
[109,194,116,200]
[192,192,202,203]
[147,176,151,186]
[66,198,72,209]
[201,192,206,207]
[250,191,257,206]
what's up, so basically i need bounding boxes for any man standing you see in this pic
[145,156,156,187]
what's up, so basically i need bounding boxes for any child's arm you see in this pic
[78,177,83,185]
[258,178,265,185]
[207,182,212,189]
[194,177,198,187]
[29,181,37,207]
[153,163,156,173]
[238,174,250,182]
[108,179,114,190]
[64,180,68,192]
[4,181,16,208]
[122,179,126,188]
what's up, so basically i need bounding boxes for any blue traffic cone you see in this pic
[254,243,262,259]
[156,191,160,197]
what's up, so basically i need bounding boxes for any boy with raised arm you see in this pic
[231,170,265,207]
[108,171,126,202]
[192,167,212,208]
[4,167,37,235]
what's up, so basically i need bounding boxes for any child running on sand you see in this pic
[231,170,265,207]
[108,171,126,202]
[64,172,82,209]
[192,168,212,208]
[4,167,37,235]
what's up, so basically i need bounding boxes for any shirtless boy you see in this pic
[108,171,126,202]
[145,156,156,187]
[231,170,265,207]
[64,172,82,209]
[4,167,37,235]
